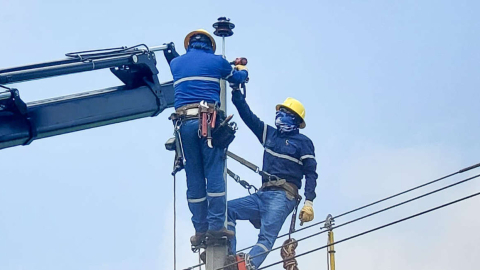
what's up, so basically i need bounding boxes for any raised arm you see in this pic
[301,139,318,201]
[220,59,248,84]
[232,90,268,145]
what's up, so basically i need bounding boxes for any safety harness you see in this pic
[170,101,218,148]
[226,151,302,234]
[226,151,302,201]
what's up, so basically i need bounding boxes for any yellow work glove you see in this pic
[235,65,248,72]
[299,200,314,225]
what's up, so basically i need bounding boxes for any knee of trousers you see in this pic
[205,178,225,193]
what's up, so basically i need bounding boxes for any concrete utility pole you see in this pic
[205,17,235,270]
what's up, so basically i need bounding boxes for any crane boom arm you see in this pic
[0,43,178,150]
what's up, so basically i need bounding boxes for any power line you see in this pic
[222,173,480,270]
[215,172,480,270]
[237,161,480,253]
[183,162,480,270]
[258,189,480,269]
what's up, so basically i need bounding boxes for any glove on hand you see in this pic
[235,65,248,71]
[299,200,314,225]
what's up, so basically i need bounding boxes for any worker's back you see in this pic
[170,48,232,109]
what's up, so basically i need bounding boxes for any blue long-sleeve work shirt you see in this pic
[232,91,318,201]
[170,48,248,109]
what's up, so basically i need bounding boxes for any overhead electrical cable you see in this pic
[185,172,480,270]
[236,161,480,253]
[183,162,480,270]
[219,173,480,270]
[281,161,480,237]
[258,190,480,269]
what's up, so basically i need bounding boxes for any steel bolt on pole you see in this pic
[206,17,235,270]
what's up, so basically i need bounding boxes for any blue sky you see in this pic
[1,1,479,269]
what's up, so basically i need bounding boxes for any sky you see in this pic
[1,0,480,269]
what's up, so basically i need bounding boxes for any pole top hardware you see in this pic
[323,214,335,230]
[213,17,235,37]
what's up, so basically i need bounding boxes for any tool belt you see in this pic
[172,102,216,120]
[260,179,301,201]
[170,101,237,149]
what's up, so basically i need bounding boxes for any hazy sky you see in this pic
[1,1,479,270]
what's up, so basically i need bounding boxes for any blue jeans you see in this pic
[179,119,226,232]
[227,189,297,268]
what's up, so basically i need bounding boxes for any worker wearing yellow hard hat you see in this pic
[276,97,306,129]
[184,29,217,53]
[168,28,249,247]
[226,90,317,268]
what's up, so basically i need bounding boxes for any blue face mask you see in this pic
[275,110,299,133]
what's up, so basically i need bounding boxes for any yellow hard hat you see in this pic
[184,29,216,53]
[276,97,306,128]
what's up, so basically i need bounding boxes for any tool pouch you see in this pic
[212,115,237,149]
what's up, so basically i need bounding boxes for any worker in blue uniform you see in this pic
[169,29,248,246]
[227,89,318,269]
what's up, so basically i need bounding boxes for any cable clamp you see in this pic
[322,214,335,231]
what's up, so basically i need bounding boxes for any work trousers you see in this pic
[227,189,297,268]
[179,119,226,232]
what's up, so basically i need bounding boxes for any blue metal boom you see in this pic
[0,43,179,150]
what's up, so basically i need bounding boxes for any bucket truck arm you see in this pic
[0,43,178,150]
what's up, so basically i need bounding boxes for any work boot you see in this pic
[206,228,235,239]
[190,232,206,246]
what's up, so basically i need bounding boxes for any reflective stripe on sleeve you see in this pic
[264,148,303,165]
[227,222,236,227]
[173,76,221,87]
[300,155,316,160]
[262,123,267,146]
[224,66,234,79]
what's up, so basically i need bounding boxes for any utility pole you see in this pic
[205,17,235,270]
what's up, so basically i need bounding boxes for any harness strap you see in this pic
[227,151,304,237]
[227,151,259,173]
[170,102,217,123]
[260,180,301,201]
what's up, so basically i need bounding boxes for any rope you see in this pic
[258,189,480,269]
[173,174,177,270]
[280,238,299,270]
